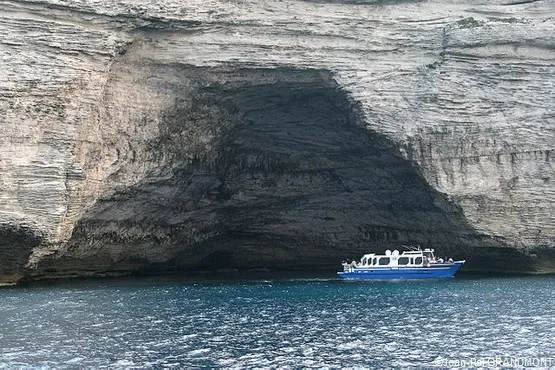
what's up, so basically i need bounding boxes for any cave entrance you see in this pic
[61,66,490,275]
[0,225,42,283]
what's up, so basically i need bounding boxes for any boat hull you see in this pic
[337,262,464,280]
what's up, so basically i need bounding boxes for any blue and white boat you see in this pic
[337,247,465,280]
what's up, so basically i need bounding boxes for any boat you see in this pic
[337,246,465,280]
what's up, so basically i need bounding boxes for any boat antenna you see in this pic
[401,244,421,251]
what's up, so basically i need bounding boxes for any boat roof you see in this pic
[360,248,435,260]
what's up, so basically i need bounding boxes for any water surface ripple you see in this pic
[1,276,554,368]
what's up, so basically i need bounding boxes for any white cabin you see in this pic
[355,248,437,268]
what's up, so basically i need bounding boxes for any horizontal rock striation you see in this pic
[0,0,554,282]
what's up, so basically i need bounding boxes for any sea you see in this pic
[1,275,554,369]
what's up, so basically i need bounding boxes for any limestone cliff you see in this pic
[1,0,554,283]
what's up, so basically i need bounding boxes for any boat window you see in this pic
[415,257,423,265]
[362,258,367,265]
[373,257,377,265]
[398,257,409,265]
[379,257,390,266]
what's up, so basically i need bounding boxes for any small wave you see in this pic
[188,348,211,356]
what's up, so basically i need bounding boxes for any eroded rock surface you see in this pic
[0,0,554,282]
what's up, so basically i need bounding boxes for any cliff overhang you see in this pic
[1,0,554,283]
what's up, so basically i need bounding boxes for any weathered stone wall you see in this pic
[0,0,554,282]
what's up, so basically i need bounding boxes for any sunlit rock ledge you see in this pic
[1,0,554,283]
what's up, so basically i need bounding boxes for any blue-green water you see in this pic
[1,276,554,368]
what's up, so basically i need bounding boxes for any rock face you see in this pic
[0,0,554,282]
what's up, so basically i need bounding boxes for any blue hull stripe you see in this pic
[337,263,463,280]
